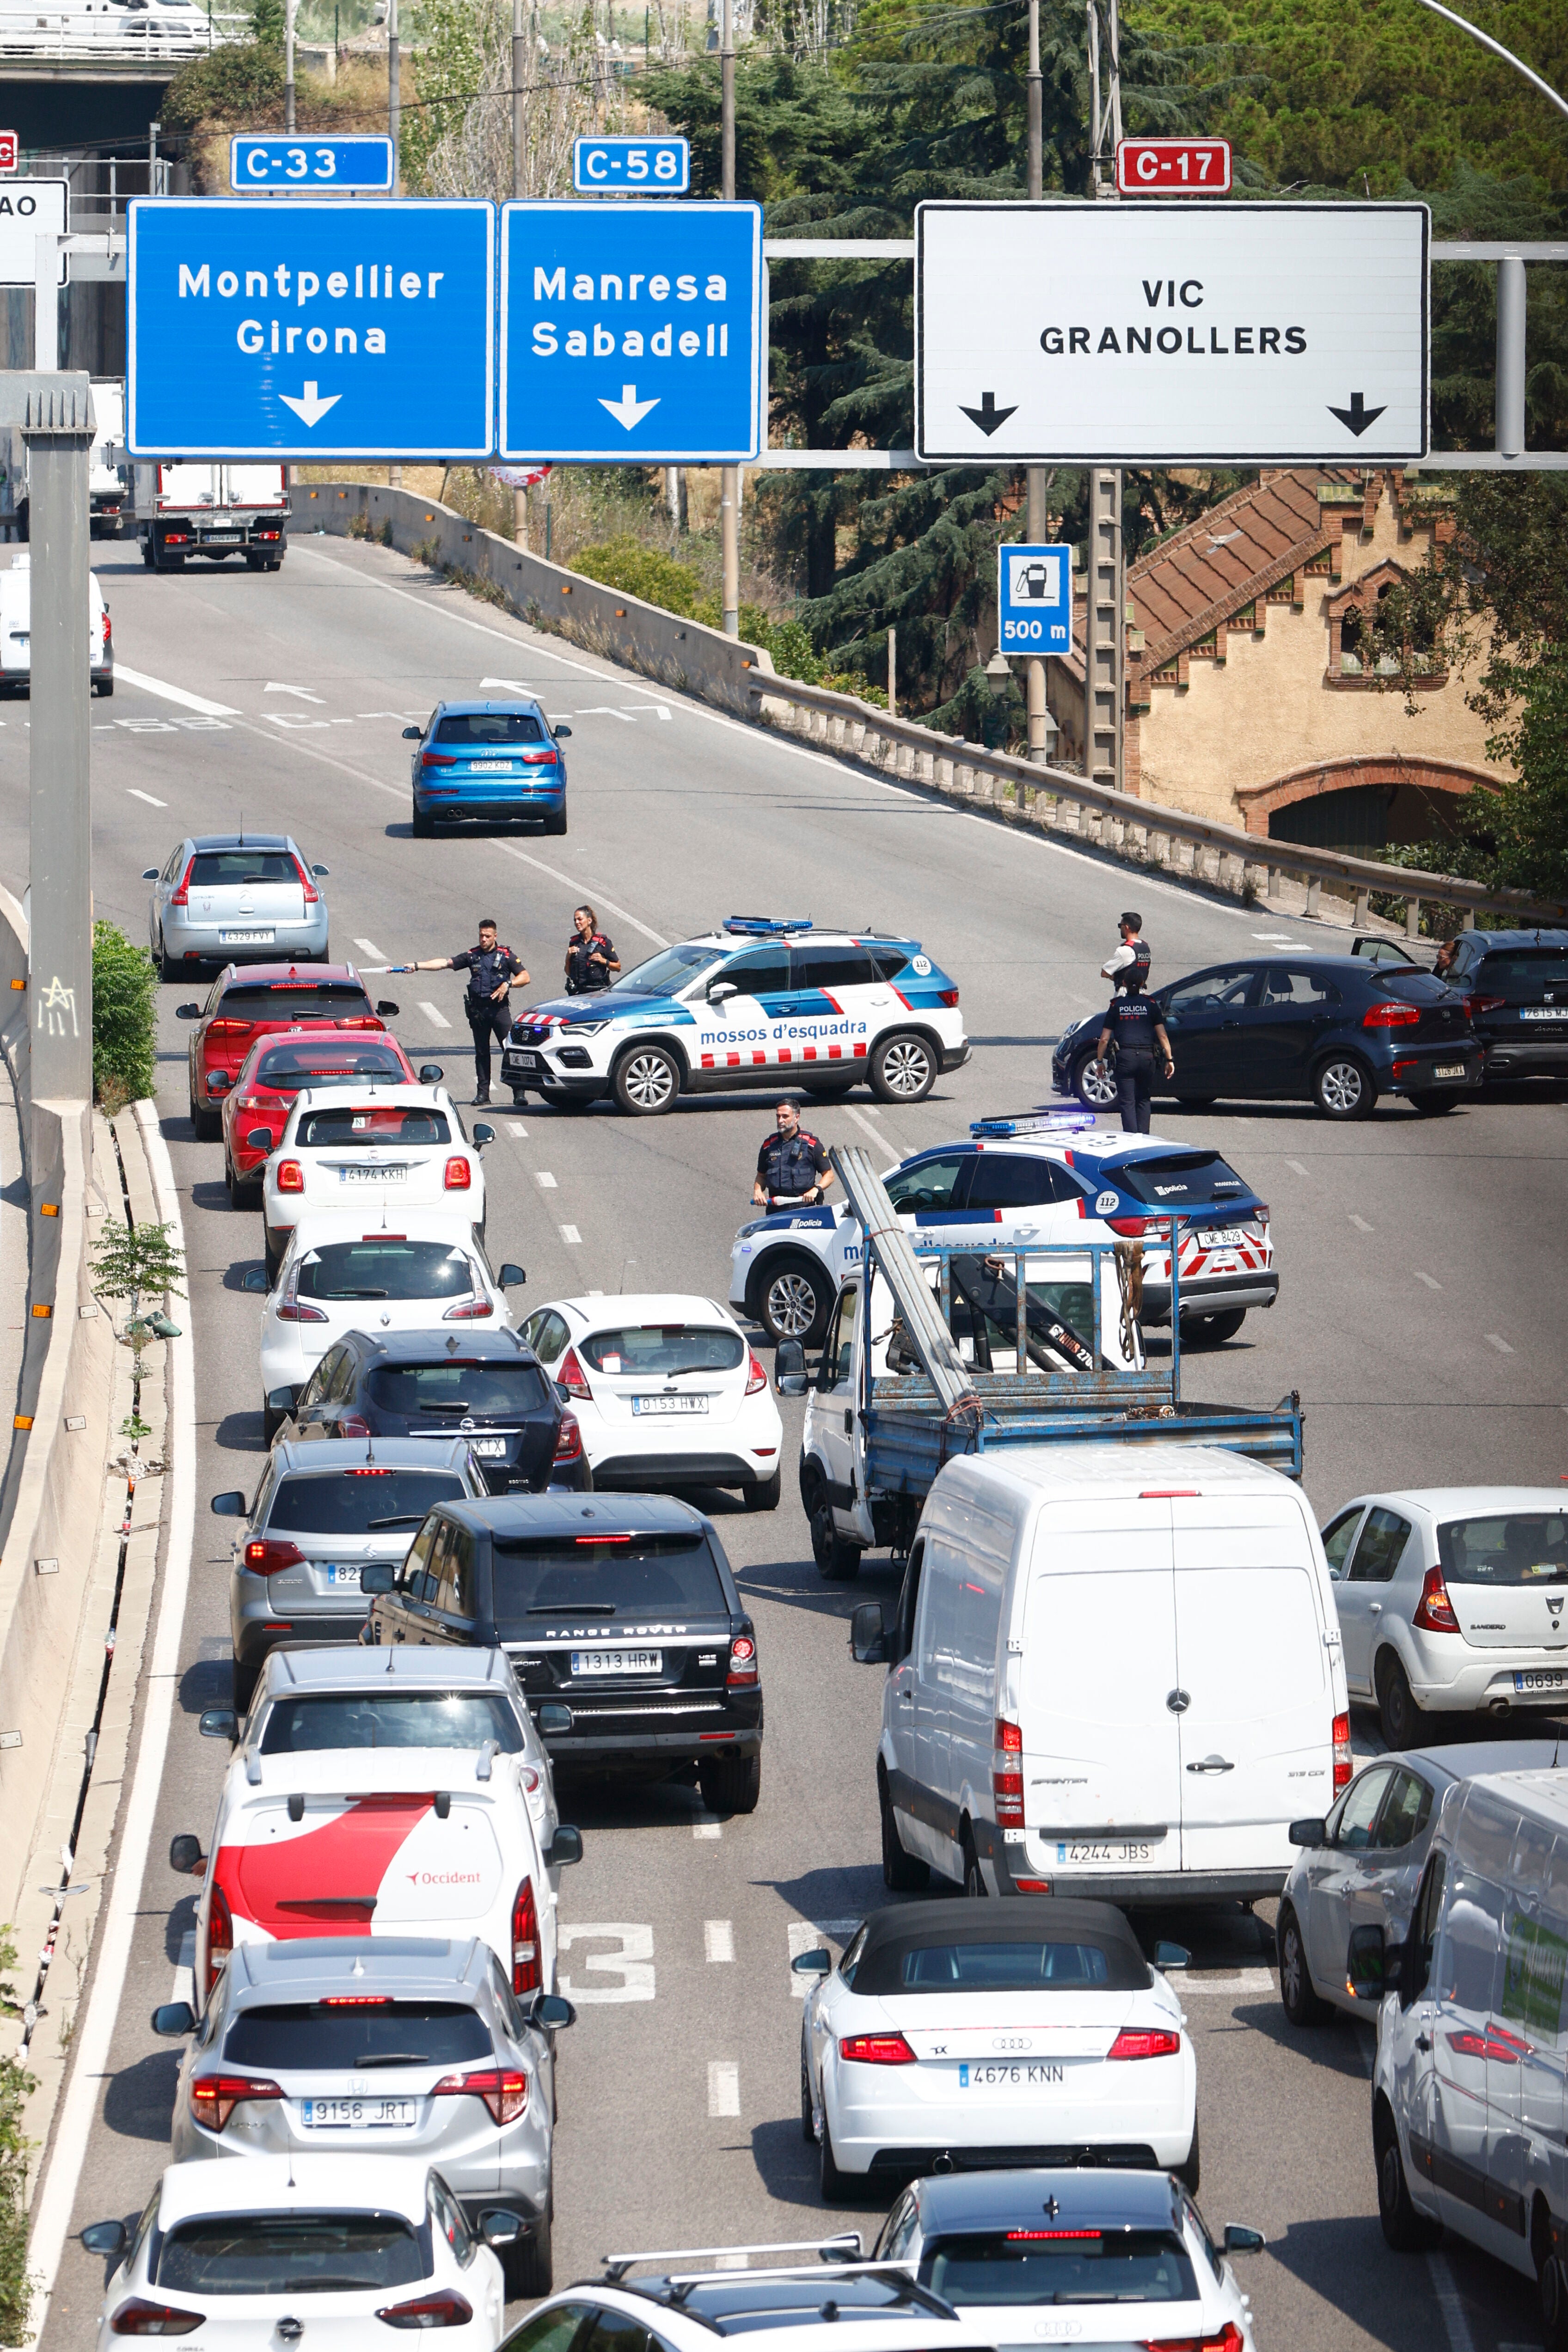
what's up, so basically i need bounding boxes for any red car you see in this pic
[178,963,401,1142]
[220,1027,447,1204]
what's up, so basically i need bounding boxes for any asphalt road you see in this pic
[7,530,1565,2352]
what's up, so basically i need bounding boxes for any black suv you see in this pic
[1441,927,1568,1085]
[362,1494,762,1813]
[268,1328,591,1492]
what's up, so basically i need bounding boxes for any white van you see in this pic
[0,555,113,696]
[853,1439,1350,1905]
[1368,1765,1568,2335]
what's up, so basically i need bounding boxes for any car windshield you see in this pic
[224,2000,492,2073]
[294,1107,451,1148]
[254,1050,406,1092]
[580,1325,745,1375]
[921,2230,1198,2307]
[433,712,545,744]
[611,943,724,997]
[491,1532,727,1619]
[1109,1152,1250,1208]
[220,984,373,1019]
[1438,1513,1568,1586]
[295,1243,478,1302]
[189,851,299,888]
[258,1691,525,1753]
[266,1469,468,1536]
[156,2215,425,2296]
[368,1362,550,1419]
[900,1939,1126,1991]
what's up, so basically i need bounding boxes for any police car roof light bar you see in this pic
[969,1109,1101,1138]
[723,916,813,936]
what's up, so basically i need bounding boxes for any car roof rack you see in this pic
[969,1108,1101,1139]
[722,916,813,937]
[602,2238,862,2283]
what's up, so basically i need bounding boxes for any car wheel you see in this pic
[1377,1652,1421,1751]
[698,1752,760,1815]
[880,1770,929,1892]
[869,1030,936,1104]
[1314,1054,1376,1121]
[612,1042,681,1115]
[93,674,113,698]
[1409,1090,1458,1115]
[411,800,435,839]
[542,809,568,836]
[156,930,179,983]
[1184,1308,1245,1348]
[189,1091,221,1141]
[1072,1053,1119,1113]
[1277,1904,1331,2027]
[754,1252,833,1348]
[811,1499,861,1583]
[744,1470,782,1512]
[225,1155,260,1209]
[505,2219,553,2300]
[1175,2116,1200,2195]
[803,1080,854,1100]
[819,2108,854,2205]
[1542,2249,1568,2352]
[1376,2099,1442,2250]
[961,1825,986,1899]
[800,2046,816,2145]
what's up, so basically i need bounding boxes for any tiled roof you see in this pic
[1128,468,1365,671]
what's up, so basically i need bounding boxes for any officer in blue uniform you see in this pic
[1093,971,1175,1135]
[404,920,529,1104]
[752,1099,834,1209]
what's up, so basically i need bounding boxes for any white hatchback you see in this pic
[80,2156,509,2352]
[796,1898,1198,2201]
[259,1084,490,1281]
[521,1292,784,1509]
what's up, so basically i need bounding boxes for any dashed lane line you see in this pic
[693,1821,722,1840]
[560,1224,582,1245]
[354,937,387,962]
[127,788,167,808]
[535,1170,557,1188]
[1415,1271,1442,1290]
[1285,1158,1310,1177]
[704,1920,735,1964]
[707,2062,740,2118]
[508,1121,528,1138]
[417,1001,452,1029]
[1486,1333,1515,1354]
[1349,1214,1374,1233]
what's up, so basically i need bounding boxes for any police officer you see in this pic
[1092,970,1175,1135]
[752,1099,834,1210]
[1101,910,1151,992]
[403,921,529,1105]
[564,904,620,994]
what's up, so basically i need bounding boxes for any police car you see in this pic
[729,1109,1278,1346]
[500,916,968,1116]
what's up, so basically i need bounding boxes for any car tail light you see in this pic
[432,2066,528,2125]
[420,752,457,768]
[291,857,319,905]
[103,609,112,652]
[519,749,557,765]
[204,1882,233,1996]
[442,1297,494,1320]
[376,2294,474,2331]
[338,1414,371,1438]
[938,987,960,1007]
[111,2303,204,2337]
[1413,1568,1460,1635]
[275,1293,327,1327]
[443,1157,472,1190]
[993,1716,1024,1829]
[1005,2229,1101,2241]
[1145,2330,1244,2352]
[1391,1059,1417,1078]
[553,1411,583,1464]
[1362,1000,1421,1029]
[1247,1206,1270,1235]
[1333,1710,1353,1794]
[243,1537,305,1576]
[190,2074,283,2132]
[168,858,195,907]
[276,1159,305,1193]
[727,1634,758,1687]
[1106,1215,1149,1237]
[744,1349,766,1395]
[511,1877,540,1995]
[1106,2027,1181,2060]
[206,1019,254,1042]
[1465,993,1505,1019]
[557,1348,591,1399]
[839,2034,917,2064]
[339,1017,387,1030]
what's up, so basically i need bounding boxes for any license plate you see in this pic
[958,2062,1066,2089]
[632,1394,708,1415]
[337,1163,406,1182]
[468,760,512,773]
[220,928,274,943]
[301,2098,416,2129]
[1055,1840,1158,1863]
[205,531,242,544]
[1515,1670,1568,1692]
[570,1648,662,1676]
[1196,1228,1246,1247]
[508,1052,542,1071]
[1433,1065,1465,1079]
[471,1437,508,1458]
[1522,1008,1564,1022]
[326,1564,361,1587]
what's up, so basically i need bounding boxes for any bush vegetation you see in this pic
[91,921,156,1116]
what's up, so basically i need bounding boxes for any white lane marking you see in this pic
[708,2061,740,2117]
[493,842,668,947]
[1486,1333,1515,1354]
[417,1001,452,1029]
[559,1223,582,1245]
[480,672,668,721]
[535,1170,557,1188]
[713,2254,747,2270]
[557,1923,655,2003]
[127,787,167,808]
[845,1107,884,1145]
[507,1121,528,1138]
[170,1929,196,2013]
[693,1820,722,1840]
[354,937,387,962]
[1285,1158,1310,1177]
[114,662,241,717]
[588,1287,604,1296]
[1179,1969,1278,1996]
[264,712,331,732]
[1415,1270,1442,1290]
[1348,1214,1374,1233]
[576,705,638,723]
[704,1919,735,1964]
[265,681,326,703]
[789,1918,859,1996]
[1427,2253,1477,2352]
[20,1107,196,2347]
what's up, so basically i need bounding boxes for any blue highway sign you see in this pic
[498,199,762,463]
[572,136,690,193]
[127,198,494,459]
[231,136,396,193]
[998,542,1072,654]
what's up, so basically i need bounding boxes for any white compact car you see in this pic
[520,1292,784,1508]
[258,1210,525,1431]
[795,1898,1198,2200]
[515,2250,1009,2352]
[80,2157,510,2352]
[259,1084,490,1281]
[1323,1485,1568,1749]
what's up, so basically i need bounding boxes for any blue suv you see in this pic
[405,698,571,837]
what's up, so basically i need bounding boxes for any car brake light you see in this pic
[189,2073,284,2132]
[1145,2329,1245,2352]
[110,2303,204,2337]
[1465,993,1505,1018]
[276,1159,304,1192]
[206,1019,254,1041]
[1333,1709,1353,1794]
[443,1157,472,1190]
[375,2293,474,2332]
[553,1411,584,1464]
[205,1884,232,1995]
[511,1877,540,1995]
[431,2066,528,2125]
[839,2034,916,2064]
[338,1017,387,1030]
[1391,1059,1417,1078]
[557,1348,591,1399]
[1413,1568,1460,1635]
[1005,2229,1101,2241]
[1362,1000,1421,1029]
[744,1349,766,1395]
[938,987,960,1007]
[1106,2027,1181,2060]
[292,857,319,905]
[243,1537,305,1575]
[993,1716,1024,1829]
[727,1634,758,1687]
[420,752,457,767]
[519,749,557,765]
[168,858,194,908]
[442,1297,495,1320]
[1107,1215,1149,1237]
[321,1991,393,1999]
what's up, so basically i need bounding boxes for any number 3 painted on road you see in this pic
[558,1922,655,2002]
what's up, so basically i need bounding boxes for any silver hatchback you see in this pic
[152,1935,573,2297]
[212,1437,490,1709]
[144,832,331,977]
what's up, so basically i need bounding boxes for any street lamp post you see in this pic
[1024,0,1049,766]
[719,0,741,637]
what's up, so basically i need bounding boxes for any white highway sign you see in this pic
[915,201,1428,464]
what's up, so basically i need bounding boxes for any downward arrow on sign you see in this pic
[599,384,661,430]
[278,381,342,428]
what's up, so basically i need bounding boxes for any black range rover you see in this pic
[362,1493,762,1813]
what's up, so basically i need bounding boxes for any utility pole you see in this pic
[1023,0,1048,763]
[1085,0,1125,790]
[513,0,528,547]
[718,0,740,636]
[388,0,400,190]
[284,0,296,131]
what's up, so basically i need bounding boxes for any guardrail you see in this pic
[0,14,247,60]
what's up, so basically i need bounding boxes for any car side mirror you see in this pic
[1289,1816,1329,1849]
[552,724,571,738]
[151,2000,196,2037]
[472,1123,495,1146]
[418,1064,445,1084]
[175,1002,200,1018]
[311,864,330,877]
[849,1601,886,1665]
[199,1708,239,1741]
[1222,2225,1266,2256]
[245,1129,273,1155]
[775,1338,808,1397]
[531,1992,576,2030]
[478,2211,521,2249]
[169,1833,205,1876]
[141,867,159,881]
[535,1701,572,1736]
[707,979,736,1003]
[266,1385,300,1413]
[376,999,400,1017]
[1347,1923,1395,2002]
[1153,1941,1190,1971]
[546,1825,583,1868]
[241,1265,269,1294]
[361,1563,396,1595]
[498,1264,526,1288]
[402,726,422,740]
[791,1948,832,1978]
[208,1071,231,1094]
[209,1489,247,1516]
[80,2220,128,2258]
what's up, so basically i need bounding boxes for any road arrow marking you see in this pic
[960,390,1017,435]
[1327,391,1386,437]
[598,383,661,430]
[278,380,342,428]
[265,682,326,703]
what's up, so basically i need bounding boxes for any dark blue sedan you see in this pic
[404,698,572,837]
[1052,952,1483,1120]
